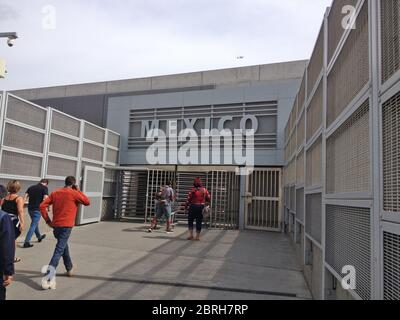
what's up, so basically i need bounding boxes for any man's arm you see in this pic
[75,191,90,206]
[0,215,15,278]
[40,195,53,225]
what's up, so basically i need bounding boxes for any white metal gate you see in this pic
[245,168,282,231]
[76,165,105,225]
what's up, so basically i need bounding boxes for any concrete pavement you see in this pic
[7,222,312,300]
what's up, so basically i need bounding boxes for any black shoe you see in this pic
[38,234,46,243]
[23,242,34,248]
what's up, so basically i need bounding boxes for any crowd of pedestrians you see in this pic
[0,176,90,300]
[1,174,211,300]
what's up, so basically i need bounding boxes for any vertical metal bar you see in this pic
[42,107,52,179]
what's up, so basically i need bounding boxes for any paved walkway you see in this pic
[8,222,312,300]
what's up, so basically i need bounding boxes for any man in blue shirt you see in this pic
[0,184,15,300]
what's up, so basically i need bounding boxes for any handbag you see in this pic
[202,206,211,219]
[9,214,21,239]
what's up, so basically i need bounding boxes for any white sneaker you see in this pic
[41,278,56,290]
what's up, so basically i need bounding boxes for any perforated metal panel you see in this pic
[47,156,77,177]
[0,178,38,196]
[297,112,305,150]
[383,231,400,300]
[296,150,304,184]
[308,26,324,96]
[296,188,304,223]
[51,110,80,137]
[82,142,104,162]
[0,151,42,177]
[306,82,323,142]
[290,186,295,211]
[306,137,322,187]
[381,0,400,83]
[327,1,369,127]
[6,96,47,129]
[325,205,371,300]
[49,134,79,158]
[107,131,120,148]
[326,100,370,194]
[382,91,400,212]
[298,76,306,110]
[305,193,322,244]
[327,0,359,63]
[77,166,104,225]
[84,122,105,144]
[106,148,118,164]
[103,181,117,197]
[3,123,45,153]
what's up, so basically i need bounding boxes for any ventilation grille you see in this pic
[47,156,77,177]
[297,111,305,150]
[49,134,79,158]
[305,193,322,243]
[382,91,400,212]
[326,100,370,194]
[325,205,371,300]
[6,96,47,129]
[383,231,400,300]
[381,0,400,83]
[85,170,103,193]
[3,123,44,153]
[327,1,369,127]
[296,188,304,223]
[327,0,359,63]
[107,131,120,148]
[306,82,323,142]
[84,123,105,144]
[296,150,304,184]
[51,111,80,137]
[306,137,322,187]
[0,151,42,177]
[308,26,324,96]
[82,142,104,162]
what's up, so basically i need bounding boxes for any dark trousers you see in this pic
[49,227,73,272]
[188,205,204,233]
[0,271,5,300]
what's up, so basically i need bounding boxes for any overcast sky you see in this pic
[0,0,332,90]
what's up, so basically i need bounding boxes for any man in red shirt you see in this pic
[185,178,210,241]
[40,176,90,289]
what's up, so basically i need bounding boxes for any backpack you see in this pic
[191,187,209,203]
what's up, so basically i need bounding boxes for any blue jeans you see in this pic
[24,210,42,243]
[49,227,73,272]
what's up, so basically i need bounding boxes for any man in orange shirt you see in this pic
[40,176,90,289]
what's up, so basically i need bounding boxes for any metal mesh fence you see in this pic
[325,205,371,300]
[327,0,359,63]
[297,111,305,150]
[327,1,369,127]
[296,150,304,184]
[82,142,104,162]
[308,26,324,96]
[6,96,47,129]
[306,137,322,187]
[382,91,400,213]
[305,193,322,244]
[49,134,79,158]
[0,151,42,177]
[326,100,370,194]
[84,122,105,144]
[107,131,120,148]
[47,156,77,177]
[381,0,400,83]
[306,82,323,142]
[51,110,80,137]
[3,123,45,154]
[296,188,304,223]
[383,231,400,300]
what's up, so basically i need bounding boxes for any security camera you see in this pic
[7,37,15,47]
